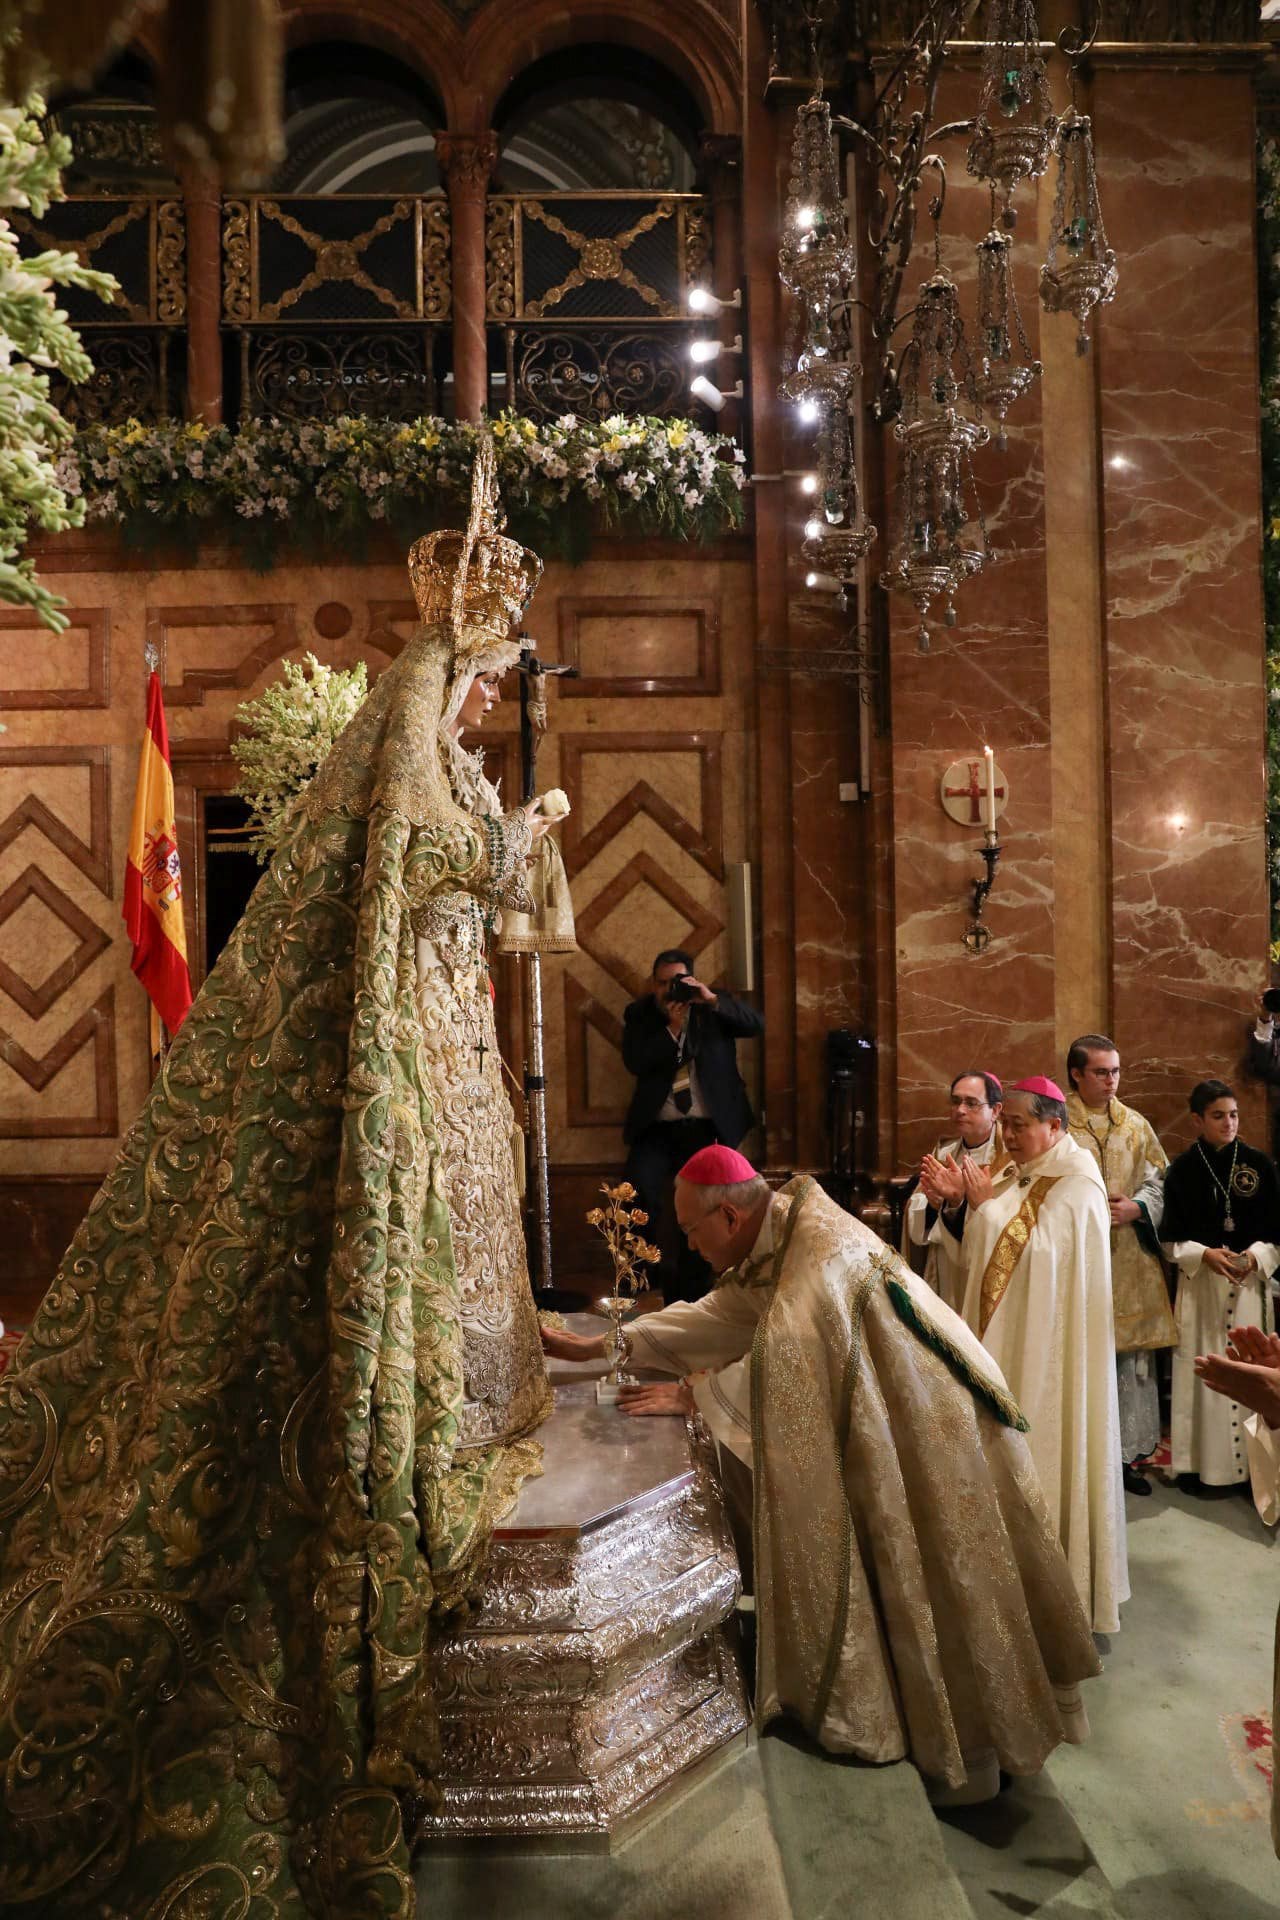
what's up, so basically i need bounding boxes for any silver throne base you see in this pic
[425,1347,749,1844]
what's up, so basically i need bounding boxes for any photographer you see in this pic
[622,948,764,1302]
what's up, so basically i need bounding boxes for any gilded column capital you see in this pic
[436,132,500,198]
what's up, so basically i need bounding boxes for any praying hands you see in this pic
[1194,1324,1280,1431]
[919,1153,964,1209]
[961,1157,995,1209]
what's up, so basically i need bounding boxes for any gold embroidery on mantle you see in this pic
[978,1176,1059,1336]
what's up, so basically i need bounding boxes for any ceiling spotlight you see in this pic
[690,374,743,412]
[687,286,742,315]
[800,473,819,494]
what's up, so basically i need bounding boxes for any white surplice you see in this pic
[905,1131,1005,1312]
[1165,1239,1280,1500]
[959,1133,1128,1634]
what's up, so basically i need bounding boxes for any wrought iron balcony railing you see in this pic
[222,194,451,421]
[15,188,721,427]
[11,194,186,421]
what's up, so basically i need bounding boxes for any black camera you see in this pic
[1264,988,1280,1015]
[666,975,700,1004]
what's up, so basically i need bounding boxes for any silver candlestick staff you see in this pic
[514,633,578,1302]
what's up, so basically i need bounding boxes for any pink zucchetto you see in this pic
[678,1144,759,1186]
[1012,1075,1065,1102]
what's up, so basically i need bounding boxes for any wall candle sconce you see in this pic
[939,748,1008,951]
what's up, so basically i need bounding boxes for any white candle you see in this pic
[983,746,997,835]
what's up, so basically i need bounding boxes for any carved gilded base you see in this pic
[425,1381,750,1840]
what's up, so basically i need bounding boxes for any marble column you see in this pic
[180,159,222,424]
[1094,64,1268,1149]
[437,131,498,424]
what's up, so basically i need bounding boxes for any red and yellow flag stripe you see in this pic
[123,671,192,1036]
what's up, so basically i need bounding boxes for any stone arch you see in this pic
[462,0,741,139]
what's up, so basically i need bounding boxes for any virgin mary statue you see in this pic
[0,442,553,1918]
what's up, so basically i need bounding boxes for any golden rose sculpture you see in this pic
[587,1181,661,1401]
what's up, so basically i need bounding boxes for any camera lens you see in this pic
[1264,988,1280,1014]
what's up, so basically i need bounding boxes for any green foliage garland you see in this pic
[57,410,747,569]
[0,97,116,629]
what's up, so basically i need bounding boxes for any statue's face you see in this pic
[457,670,502,732]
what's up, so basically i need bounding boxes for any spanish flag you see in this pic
[124,670,192,1036]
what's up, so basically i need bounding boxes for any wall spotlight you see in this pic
[804,517,822,540]
[800,473,819,494]
[688,333,743,365]
[805,569,842,592]
[688,286,742,315]
[797,397,820,423]
[690,374,743,412]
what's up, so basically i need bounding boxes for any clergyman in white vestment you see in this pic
[543,1145,1102,1801]
[904,1069,1009,1311]
[958,1076,1128,1635]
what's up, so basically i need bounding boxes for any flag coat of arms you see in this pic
[124,670,193,1034]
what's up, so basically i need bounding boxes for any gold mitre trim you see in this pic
[408,527,542,651]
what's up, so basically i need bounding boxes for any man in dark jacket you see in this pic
[622,948,764,1301]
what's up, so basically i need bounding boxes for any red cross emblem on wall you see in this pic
[939,757,1007,827]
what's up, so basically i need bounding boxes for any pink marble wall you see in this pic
[1096,70,1269,1153]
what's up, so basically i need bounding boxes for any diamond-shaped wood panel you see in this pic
[574,851,723,1004]
[0,865,111,1019]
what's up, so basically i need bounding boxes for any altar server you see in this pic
[1161,1079,1280,1511]
[958,1077,1128,1633]
[543,1146,1101,1801]
[1065,1035,1176,1496]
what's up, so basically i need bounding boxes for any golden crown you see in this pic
[407,528,543,652]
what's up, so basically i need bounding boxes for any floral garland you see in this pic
[54,410,747,569]
[1260,138,1280,956]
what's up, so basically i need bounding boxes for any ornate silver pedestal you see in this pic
[427,1372,749,1840]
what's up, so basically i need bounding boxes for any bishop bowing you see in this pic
[958,1077,1128,1635]
[544,1145,1101,1802]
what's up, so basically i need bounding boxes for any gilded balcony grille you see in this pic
[12,194,186,327]
[12,194,185,422]
[485,194,709,323]
[222,196,451,326]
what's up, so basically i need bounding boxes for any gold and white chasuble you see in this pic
[959,1134,1128,1634]
[629,1178,1100,1789]
[1065,1093,1176,1355]
[904,1129,1011,1312]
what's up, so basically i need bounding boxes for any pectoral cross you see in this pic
[473,1031,489,1071]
